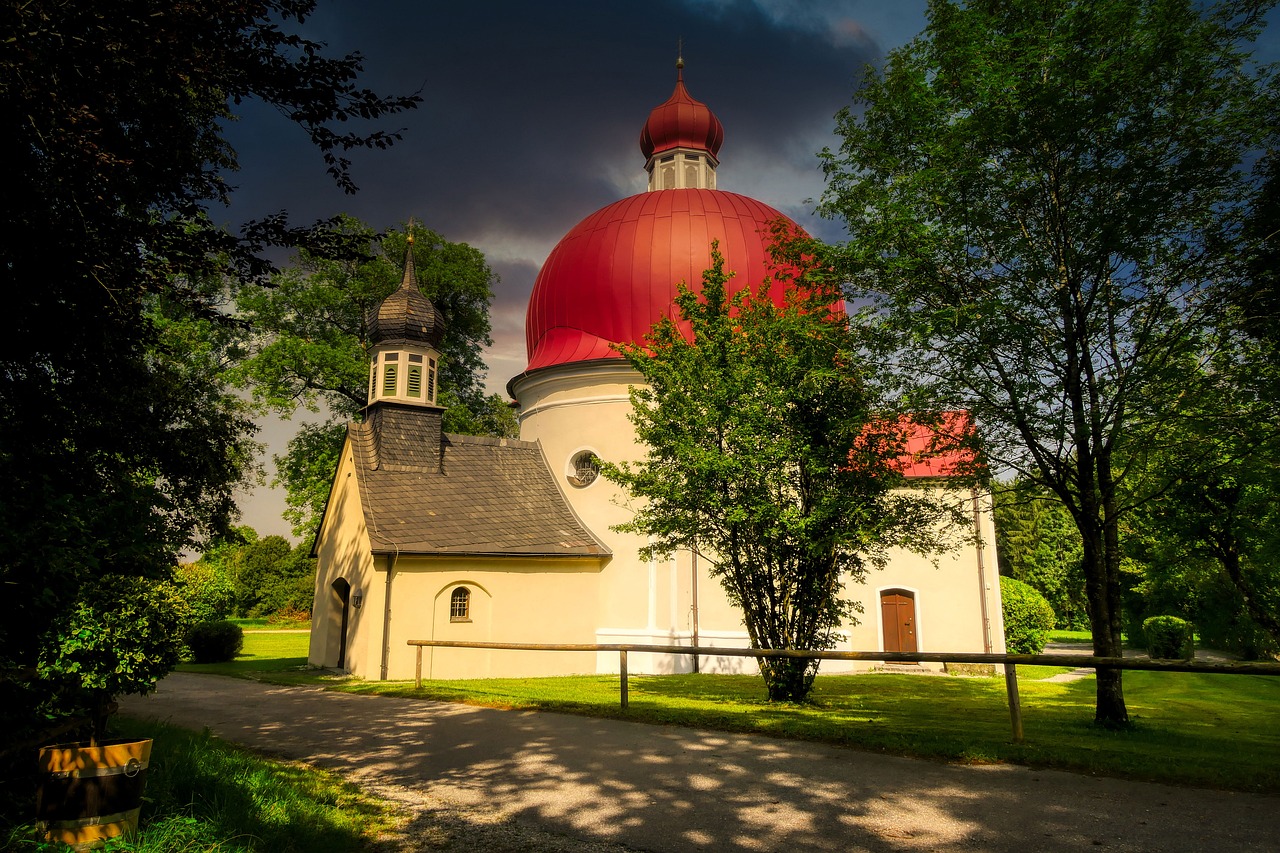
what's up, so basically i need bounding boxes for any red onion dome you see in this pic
[522,188,812,374]
[639,66,724,161]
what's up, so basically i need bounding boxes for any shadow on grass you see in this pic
[114,717,394,853]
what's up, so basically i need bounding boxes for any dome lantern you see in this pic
[366,232,446,410]
[639,57,723,191]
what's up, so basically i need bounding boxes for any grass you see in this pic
[3,718,399,853]
[1047,629,1094,643]
[230,618,311,631]
[176,632,310,679]
[176,633,1280,793]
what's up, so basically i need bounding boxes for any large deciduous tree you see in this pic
[0,0,417,744]
[816,0,1275,724]
[233,216,517,538]
[604,247,959,703]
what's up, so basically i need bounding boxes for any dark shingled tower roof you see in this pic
[366,237,446,348]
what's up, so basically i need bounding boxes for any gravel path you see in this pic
[120,673,1278,853]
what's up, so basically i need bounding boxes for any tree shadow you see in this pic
[120,673,1280,852]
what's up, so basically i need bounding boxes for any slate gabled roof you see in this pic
[347,422,609,558]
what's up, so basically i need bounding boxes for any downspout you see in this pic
[380,547,398,680]
[691,544,700,674]
[972,489,993,654]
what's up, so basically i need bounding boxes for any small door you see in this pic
[332,578,351,670]
[881,590,918,656]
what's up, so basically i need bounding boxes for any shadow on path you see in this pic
[121,673,1278,853]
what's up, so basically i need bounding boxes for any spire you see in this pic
[399,220,418,292]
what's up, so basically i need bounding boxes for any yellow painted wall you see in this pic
[381,555,603,680]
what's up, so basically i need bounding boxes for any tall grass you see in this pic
[3,718,397,852]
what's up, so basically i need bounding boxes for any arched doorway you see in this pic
[881,589,918,658]
[331,578,351,670]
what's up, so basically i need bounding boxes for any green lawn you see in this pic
[230,617,312,631]
[182,632,1280,793]
[176,631,311,679]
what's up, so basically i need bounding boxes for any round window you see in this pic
[567,451,600,488]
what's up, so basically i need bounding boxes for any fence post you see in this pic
[1004,663,1024,743]
[619,649,629,710]
[415,645,422,689]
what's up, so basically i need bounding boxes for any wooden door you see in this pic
[881,590,918,656]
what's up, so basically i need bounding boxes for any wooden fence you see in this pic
[406,639,1280,743]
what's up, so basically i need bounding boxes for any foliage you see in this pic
[185,621,246,664]
[604,246,960,703]
[993,480,1087,630]
[1143,616,1194,660]
[1119,331,1280,658]
[35,576,187,735]
[173,561,237,625]
[0,1,415,738]
[194,530,316,618]
[815,0,1276,724]
[234,216,517,537]
[999,576,1056,654]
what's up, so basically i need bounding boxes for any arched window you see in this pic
[450,586,470,622]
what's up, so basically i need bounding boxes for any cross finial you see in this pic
[676,38,684,77]
[406,216,416,245]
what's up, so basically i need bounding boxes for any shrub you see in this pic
[37,575,187,730]
[1144,615,1194,660]
[267,604,312,626]
[185,621,244,664]
[173,561,236,625]
[1000,576,1056,654]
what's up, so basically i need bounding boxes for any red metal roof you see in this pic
[639,69,724,161]
[894,413,975,479]
[523,188,809,373]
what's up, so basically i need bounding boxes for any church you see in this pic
[307,62,1006,681]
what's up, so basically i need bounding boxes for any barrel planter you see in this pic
[36,738,152,850]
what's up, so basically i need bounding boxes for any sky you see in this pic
[225,0,933,540]
[221,0,1279,542]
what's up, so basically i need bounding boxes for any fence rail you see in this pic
[406,639,1280,743]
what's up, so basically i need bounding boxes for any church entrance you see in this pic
[880,589,918,659]
[331,578,351,669]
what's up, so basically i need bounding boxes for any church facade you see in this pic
[308,64,1006,681]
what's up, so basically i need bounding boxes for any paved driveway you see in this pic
[121,673,1278,852]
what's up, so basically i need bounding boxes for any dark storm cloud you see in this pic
[221,0,895,243]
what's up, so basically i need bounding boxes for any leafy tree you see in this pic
[816,0,1275,724]
[994,480,1087,630]
[1120,345,1280,657]
[604,246,959,703]
[234,217,517,537]
[1,0,416,741]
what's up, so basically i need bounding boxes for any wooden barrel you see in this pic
[36,738,152,850]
